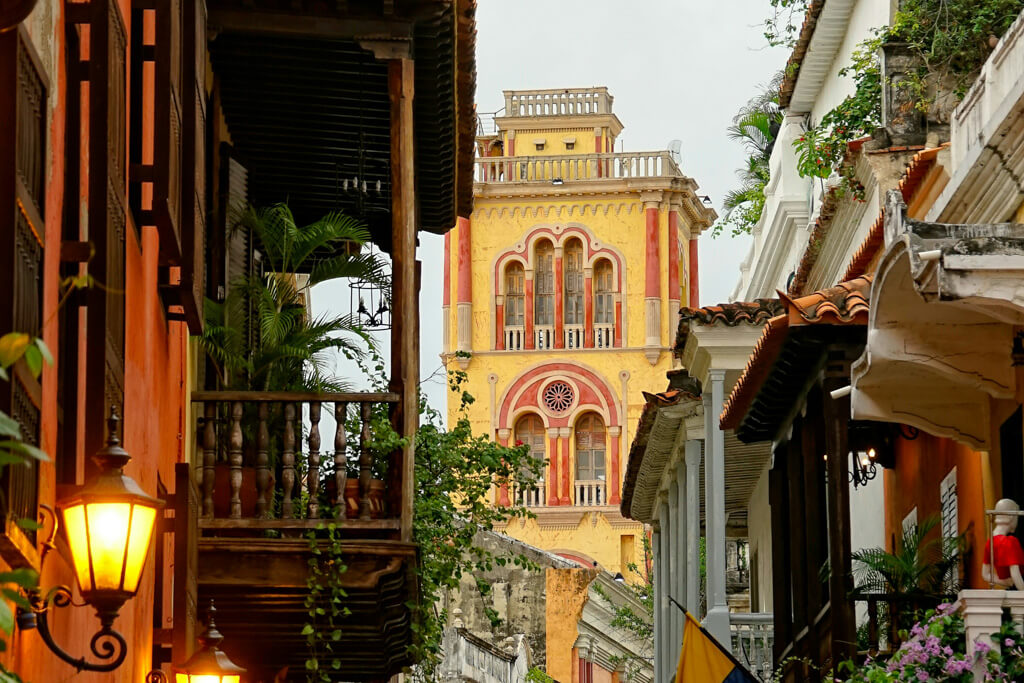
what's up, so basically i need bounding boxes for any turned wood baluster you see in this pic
[282,402,296,518]
[255,403,270,518]
[334,402,348,518]
[358,401,373,520]
[202,402,217,517]
[228,401,244,519]
[308,401,321,519]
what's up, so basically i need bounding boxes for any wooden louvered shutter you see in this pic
[218,144,255,349]
[76,0,127,467]
[148,0,184,262]
[177,0,207,333]
[0,26,46,554]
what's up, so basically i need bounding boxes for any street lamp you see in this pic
[25,410,163,672]
[147,601,246,683]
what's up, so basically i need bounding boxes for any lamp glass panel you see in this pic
[62,504,93,591]
[123,504,157,593]
[84,502,131,590]
[175,675,188,683]
[191,676,230,683]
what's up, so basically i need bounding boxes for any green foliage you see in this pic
[303,519,351,682]
[763,0,812,48]
[792,0,1024,195]
[407,362,545,679]
[525,667,557,683]
[713,73,784,237]
[200,203,388,392]
[850,515,963,598]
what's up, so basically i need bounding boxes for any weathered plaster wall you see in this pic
[545,568,597,683]
[747,464,773,613]
[499,513,638,575]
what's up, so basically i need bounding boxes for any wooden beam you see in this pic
[207,9,413,38]
[822,353,857,666]
[388,57,417,544]
[769,454,793,664]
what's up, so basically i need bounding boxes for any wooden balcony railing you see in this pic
[575,479,606,507]
[191,391,401,531]
[474,151,682,185]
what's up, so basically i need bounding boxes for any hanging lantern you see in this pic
[349,243,391,331]
[174,601,246,683]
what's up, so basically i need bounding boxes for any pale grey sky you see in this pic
[315,0,790,413]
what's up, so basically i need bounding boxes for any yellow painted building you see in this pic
[443,87,716,577]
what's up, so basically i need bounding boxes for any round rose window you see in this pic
[542,381,575,414]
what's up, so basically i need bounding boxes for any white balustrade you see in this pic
[960,589,1024,680]
[504,87,612,118]
[474,151,682,185]
[514,480,546,508]
[594,324,614,349]
[575,480,606,507]
[729,613,774,682]
[564,325,584,350]
[535,326,554,350]
[504,326,525,351]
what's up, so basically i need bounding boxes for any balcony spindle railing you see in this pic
[504,325,525,351]
[594,324,613,349]
[474,151,682,184]
[514,480,546,508]
[575,480,606,506]
[729,613,774,681]
[564,324,584,349]
[535,326,554,350]
[193,391,400,529]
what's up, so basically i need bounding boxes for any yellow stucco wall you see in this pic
[545,568,596,683]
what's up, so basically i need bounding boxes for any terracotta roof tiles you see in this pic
[675,299,784,351]
[778,0,826,109]
[720,275,872,430]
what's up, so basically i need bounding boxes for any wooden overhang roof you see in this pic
[778,0,825,109]
[208,0,476,246]
[721,276,872,442]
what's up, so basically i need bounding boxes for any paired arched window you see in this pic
[574,413,606,481]
[564,238,584,326]
[505,263,525,327]
[534,241,555,326]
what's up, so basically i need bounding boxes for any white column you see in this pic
[658,496,671,683]
[684,440,701,614]
[703,369,730,646]
[668,475,682,666]
[652,527,663,683]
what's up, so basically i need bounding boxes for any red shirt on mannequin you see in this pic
[983,534,1024,581]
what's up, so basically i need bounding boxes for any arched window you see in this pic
[535,241,554,326]
[574,414,606,481]
[564,239,584,326]
[505,262,525,327]
[594,260,615,324]
[515,414,546,462]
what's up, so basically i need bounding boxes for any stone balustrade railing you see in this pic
[575,479,606,507]
[474,151,682,185]
[564,324,584,350]
[960,589,1024,680]
[729,613,774,682]
[504,325,526,351]
[514,480,546,508]
[503,88,612,117]
[594,324,614,349]
[535,325,554,350]
[952,9,1024,171]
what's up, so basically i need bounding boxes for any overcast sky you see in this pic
[315,0,790,413]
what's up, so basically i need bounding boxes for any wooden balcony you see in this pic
[175,391,415,682]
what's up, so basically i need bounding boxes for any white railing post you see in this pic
[728,613,774,682]
[960,589,1009,680]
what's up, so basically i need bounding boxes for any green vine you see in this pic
[763,0,812,48]
[792,0,1024,196]
[303,519,351,682]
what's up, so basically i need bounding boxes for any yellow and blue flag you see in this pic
[675,611,758,683]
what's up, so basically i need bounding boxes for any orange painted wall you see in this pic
[545,568,596,683]
[884,432,986,590]
[6,0,187,679]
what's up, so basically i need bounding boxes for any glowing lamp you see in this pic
[174,601,246,683]
[59,411,163,623]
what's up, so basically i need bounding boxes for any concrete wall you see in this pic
[747,464,773,613]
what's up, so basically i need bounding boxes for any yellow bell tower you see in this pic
[444,87,716,575]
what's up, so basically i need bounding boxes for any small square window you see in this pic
[535,142,545,151]
[565,142,575,151]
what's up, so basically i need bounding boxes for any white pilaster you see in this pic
[652,527,663,683]
[668,476,681,666]
[658,496,671,683]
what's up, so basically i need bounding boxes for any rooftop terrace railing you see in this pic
[474,151,682,185]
